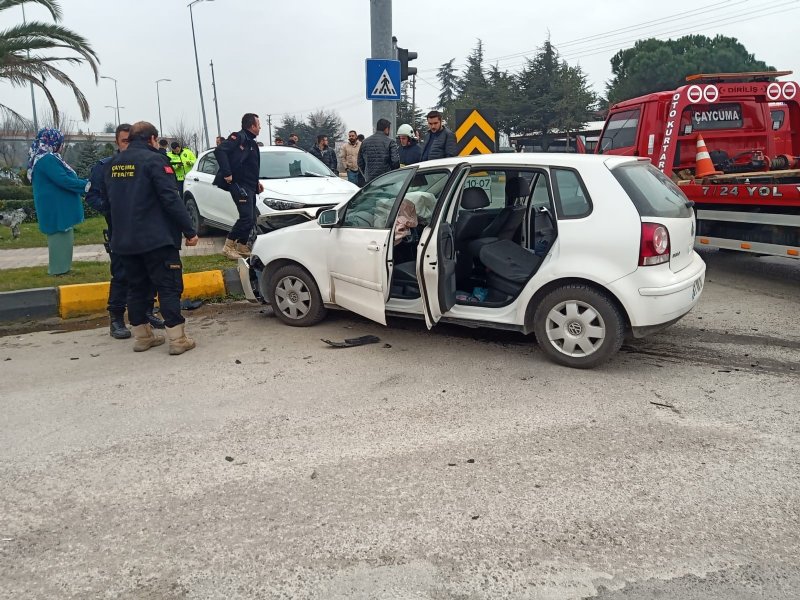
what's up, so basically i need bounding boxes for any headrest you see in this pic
[461,187,490,210]
[505,176,529,199]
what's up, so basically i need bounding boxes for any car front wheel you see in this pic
[532,284,624,369]
[267,264,327,327]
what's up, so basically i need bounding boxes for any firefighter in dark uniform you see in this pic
[104,121,199,355]
[86,123,164,339]
[213,113,263,260]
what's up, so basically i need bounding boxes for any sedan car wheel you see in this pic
[533,284,625,369]
[184,196,210,236]
[267,264,327,327]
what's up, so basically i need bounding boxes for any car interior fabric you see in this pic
[480,239,543,295]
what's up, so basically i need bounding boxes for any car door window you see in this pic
[199,154,218,175]
[341,169,411,229]
[552,167,592,219]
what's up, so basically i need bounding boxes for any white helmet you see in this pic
[397,123,414,137]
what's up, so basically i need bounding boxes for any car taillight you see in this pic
[639,223,670,266]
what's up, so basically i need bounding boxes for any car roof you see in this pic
[414,153,643,170]
[198,145,308,158]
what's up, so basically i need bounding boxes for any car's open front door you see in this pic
[418,163,470,328]
[326,169,416,325]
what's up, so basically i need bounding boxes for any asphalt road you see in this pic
[1,248,799,599]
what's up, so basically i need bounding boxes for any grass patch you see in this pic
[0,254,234,292]
[0,216,107,250]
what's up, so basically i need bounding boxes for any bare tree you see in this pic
[168,118,204,152]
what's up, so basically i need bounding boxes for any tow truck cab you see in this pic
[597,71,800,177]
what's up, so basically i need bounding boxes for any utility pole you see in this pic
[189,0,212,149]
[266,114,273,145]
[411,73,417,132]
[210,59,222,140]
[369,0,394,134]
[21,5,38,131]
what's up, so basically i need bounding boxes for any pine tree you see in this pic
[74,135,103,179]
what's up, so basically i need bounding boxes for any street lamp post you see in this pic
[21,5,38,132]
[155,78,171,135]
[105,106,124,130]
[189,0,214,149]
[101,75,120,126]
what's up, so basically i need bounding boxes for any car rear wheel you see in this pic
[267,264,327,327]
[185,196,210,236]
[532,284,624,369]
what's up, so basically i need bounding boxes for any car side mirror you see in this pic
[318,209,339,228]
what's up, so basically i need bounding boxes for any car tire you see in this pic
[267,264,327,327]
[532,284,625,369]
[185,196,210,236]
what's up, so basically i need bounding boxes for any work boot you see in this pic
[109,312,131,340]
[131,323,165,352]
[145,307,165,329]
[235,242,251,257]
[222,239,242,260]
[166,323,196,355]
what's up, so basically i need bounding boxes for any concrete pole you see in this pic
[369,0,394,135]
[210,60,222,139]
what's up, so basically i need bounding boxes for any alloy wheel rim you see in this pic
[545,300,606,358]
[274,276,311,319]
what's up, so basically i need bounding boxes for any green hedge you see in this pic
[0,185,33,201]
[0,199,102,223]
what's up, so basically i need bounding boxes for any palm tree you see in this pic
[0,0,99,125]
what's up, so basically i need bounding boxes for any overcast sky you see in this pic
[2,0,798,146]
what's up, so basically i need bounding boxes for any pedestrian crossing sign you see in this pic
[366,59,401,101]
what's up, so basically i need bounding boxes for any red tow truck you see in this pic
[597,71,800,259]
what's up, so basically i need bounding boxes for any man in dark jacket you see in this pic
[420,110,457,161]
[214,113,263,260]
[104,121,198,355]
[309,134,338,173]
[357,118,400,182]
[86,123,163,339]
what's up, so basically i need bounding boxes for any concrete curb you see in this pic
[0,287,60,322]
[0,267,245,323]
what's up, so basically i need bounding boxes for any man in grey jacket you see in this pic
[420,110,458,161]
[357,118,400,182]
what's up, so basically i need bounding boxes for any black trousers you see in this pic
[227,187,256,244]
[105,220,156,316]
[119,246,185,328]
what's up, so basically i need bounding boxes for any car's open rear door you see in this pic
[417,163,470,328]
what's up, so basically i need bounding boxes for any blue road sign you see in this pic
[366,59,401,101]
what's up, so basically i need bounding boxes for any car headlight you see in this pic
[264,198,306,211]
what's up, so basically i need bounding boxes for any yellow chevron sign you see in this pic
[455,108,497,156]
[460,137,492,155]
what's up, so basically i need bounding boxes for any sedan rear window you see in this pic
[612,163,693,218]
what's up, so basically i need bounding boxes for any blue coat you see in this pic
[31,153,87,235]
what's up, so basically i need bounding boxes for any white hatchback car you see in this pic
[239,154,706,368]
[182,145,358,235]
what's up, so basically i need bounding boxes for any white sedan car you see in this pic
[182,145,358,235]
[239,154,706,368]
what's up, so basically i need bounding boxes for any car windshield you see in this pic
[260,151,334,179]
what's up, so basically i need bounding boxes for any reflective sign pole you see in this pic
[370,0,395,135]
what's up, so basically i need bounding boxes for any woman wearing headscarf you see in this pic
[28,128,88,275]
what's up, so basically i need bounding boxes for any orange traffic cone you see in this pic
[694,135,722,178]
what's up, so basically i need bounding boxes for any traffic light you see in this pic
[398,47,418,81]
